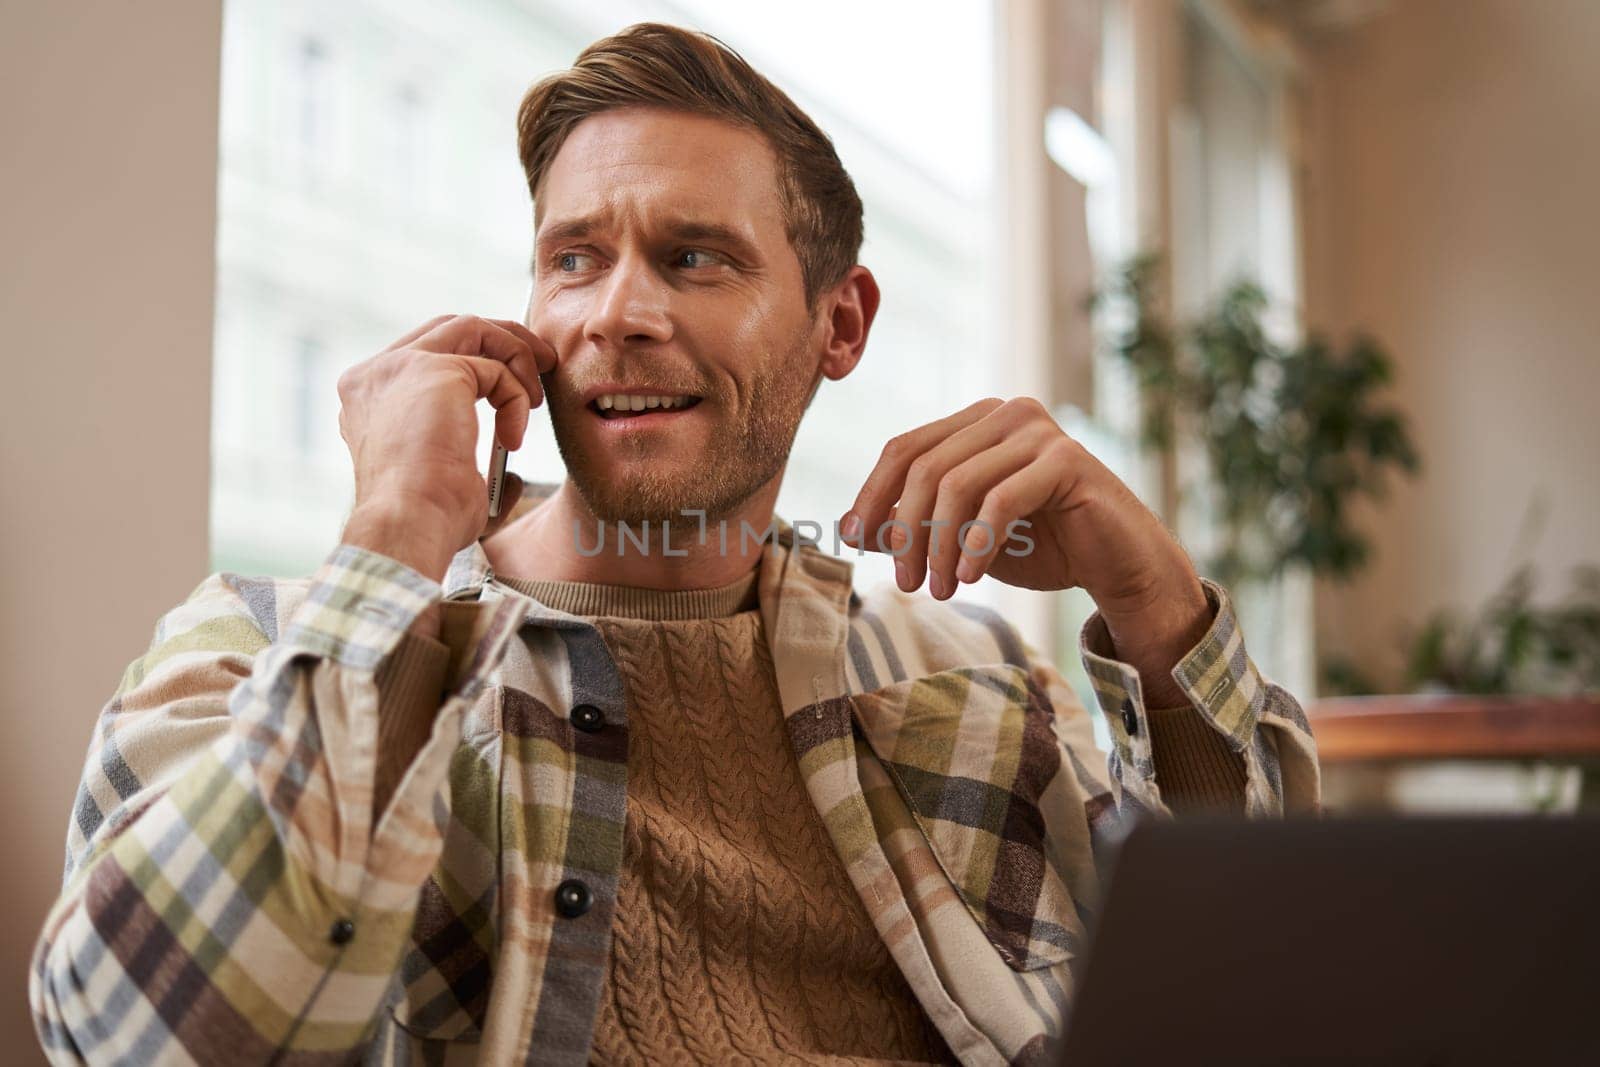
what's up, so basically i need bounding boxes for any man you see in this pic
[30,22,1318,1067]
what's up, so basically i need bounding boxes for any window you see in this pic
[1170,3,1312,696]
[290,333,324,460]
[294,36,331,181]
[387,82,426,207]
[1071,0,1314,697]
[212,0,1009,627]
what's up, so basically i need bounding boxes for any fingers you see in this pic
[844,397,1004,554]
[383,314,455,353]
[477,320,551,416]
[450,354,533,450]
[427,316,548,408]
[954,450,1065,586]
[876,410,1017,594]
[926,436,1041,592]
[484,318,559,374]
[407,315,558,424]
[843,396,1073,599]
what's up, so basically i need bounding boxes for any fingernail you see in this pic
[895,559,909,590]
[956,556,976,583]
[840,512,862,543]
[929,572,946,599]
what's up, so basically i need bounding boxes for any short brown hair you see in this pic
[515,22,864,311]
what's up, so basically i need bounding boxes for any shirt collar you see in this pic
[438,484,858,611]
[442,538,494,601]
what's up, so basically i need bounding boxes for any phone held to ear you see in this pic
[487,442,509,518]
[490,280,540,518]
[489,281,537,519]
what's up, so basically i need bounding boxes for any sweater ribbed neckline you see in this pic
[495,566,759,620]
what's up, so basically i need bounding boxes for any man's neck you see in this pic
[480,479,781,590]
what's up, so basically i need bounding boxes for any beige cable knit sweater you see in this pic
[500,568,958,1064]
[372,562,1247,1063]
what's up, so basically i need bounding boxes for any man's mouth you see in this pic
[588,393,704,421]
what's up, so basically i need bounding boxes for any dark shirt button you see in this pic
[570,703,605,733]
[1121,701,1139,737]
[328,918,355,945]
[554,879,592,919]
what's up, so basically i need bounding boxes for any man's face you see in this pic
[529,106,822,525]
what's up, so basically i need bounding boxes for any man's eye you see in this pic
[557,252,596,272]
[675,249,721,269]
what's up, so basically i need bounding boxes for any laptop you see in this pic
[1058,815,1600,1065]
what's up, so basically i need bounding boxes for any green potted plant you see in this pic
[1094,252,1421,589]
[1096,254,1600,805]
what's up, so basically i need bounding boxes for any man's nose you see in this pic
[583,252,672,348]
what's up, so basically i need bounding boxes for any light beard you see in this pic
[548,336,816,527]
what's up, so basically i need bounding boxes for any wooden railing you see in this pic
[1305,695,1600,764]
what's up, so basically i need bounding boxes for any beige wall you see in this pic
[0,3,221,1057]
[1304,0,1600,687]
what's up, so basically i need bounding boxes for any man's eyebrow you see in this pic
[533,215,600,252]
[533,216,763,261]
[662,220,763,260]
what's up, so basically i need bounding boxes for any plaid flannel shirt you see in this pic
[31,513,1319,1065]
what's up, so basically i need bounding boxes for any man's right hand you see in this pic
[336,314,556,584]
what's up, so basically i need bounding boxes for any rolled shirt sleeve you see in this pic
[1077,577,1322,817]
[30,544,527,1065]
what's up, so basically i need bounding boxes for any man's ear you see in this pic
[816,265,881,381]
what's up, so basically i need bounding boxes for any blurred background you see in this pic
[4,0,1598,1056]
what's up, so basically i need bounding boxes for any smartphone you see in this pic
[488,279,536,518]
[487,441,509,518]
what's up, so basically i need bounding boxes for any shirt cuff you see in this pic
[282,544,444,670]
[277,544,533,848]
[281,543,530,708]
[1078,577,1266,783]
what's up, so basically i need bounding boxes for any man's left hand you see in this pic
[839,397,1214,703]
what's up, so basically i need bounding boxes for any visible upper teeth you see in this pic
[596,394,695,411]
